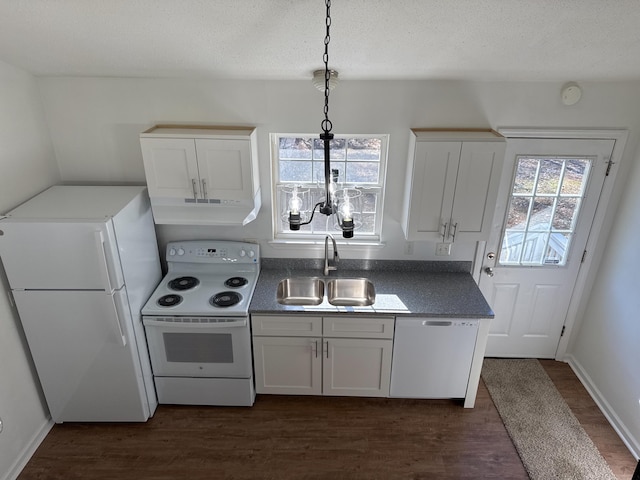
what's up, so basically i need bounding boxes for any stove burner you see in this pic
[157,294,183,307]
[168,276,200,291]
[225,276,248,288]
[210,291,242,308]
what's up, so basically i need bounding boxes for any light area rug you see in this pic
[482,358,617,480]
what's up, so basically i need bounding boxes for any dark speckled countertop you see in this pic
[249,259,494,318]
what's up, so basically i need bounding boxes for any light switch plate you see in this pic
[436,243,452,256]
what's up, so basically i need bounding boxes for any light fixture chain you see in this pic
[321,0,332,134]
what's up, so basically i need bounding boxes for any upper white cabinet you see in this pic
[140,125,261,226]
[402,129,506,242]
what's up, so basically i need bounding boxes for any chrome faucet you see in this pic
[324,234,339,276]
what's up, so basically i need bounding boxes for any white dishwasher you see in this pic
[390,318,479,399]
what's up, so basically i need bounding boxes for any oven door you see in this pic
[142,317,252,378]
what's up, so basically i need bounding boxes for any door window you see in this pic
[499,157,592,266]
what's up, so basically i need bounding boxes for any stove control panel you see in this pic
[166,240,259,264]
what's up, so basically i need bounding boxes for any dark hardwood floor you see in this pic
[17,361,636,480]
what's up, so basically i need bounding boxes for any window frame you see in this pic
[270,133,389,243]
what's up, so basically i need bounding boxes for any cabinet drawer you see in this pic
[322,316,395,339]
[251,315,322,337]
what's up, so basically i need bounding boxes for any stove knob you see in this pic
[240,249,247,257]
[248,250,255,258]
[177,248,185,256]
[168,247,177,256]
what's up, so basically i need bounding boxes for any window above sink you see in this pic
[271,133,389,243]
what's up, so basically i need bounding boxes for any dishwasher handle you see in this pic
[396,318,479,328]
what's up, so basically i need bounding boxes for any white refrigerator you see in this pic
[0,186,161,423]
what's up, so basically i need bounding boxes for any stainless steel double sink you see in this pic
[276,277,375,306]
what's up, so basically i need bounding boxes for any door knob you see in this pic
[484,267,494,277]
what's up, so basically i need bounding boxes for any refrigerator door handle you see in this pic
[110,293,128,347]
[94,230,114,292]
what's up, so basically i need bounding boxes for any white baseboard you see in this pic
[2,418,53,480]
[565,354,640,460]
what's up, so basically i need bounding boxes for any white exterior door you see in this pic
[480,138,615,358]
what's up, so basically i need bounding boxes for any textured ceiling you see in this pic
[1,0,639,81]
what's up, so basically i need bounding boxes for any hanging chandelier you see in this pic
[286,0,358,239]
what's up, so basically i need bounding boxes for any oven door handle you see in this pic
[142,318,248,328]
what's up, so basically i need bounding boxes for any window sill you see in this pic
[269,238,386,249]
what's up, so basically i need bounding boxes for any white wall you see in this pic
[569,142,640,457]
[37,78,640,263]
[34,76,640,458]
[0,60,59,480]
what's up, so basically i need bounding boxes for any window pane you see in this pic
[280,161,312,182]
[520,232,549,264]
[561,159,590,195]
[553,198,580,230]
[346,162,379,183]
[545,233,571,265]
[506,197,530,230]
[500,230,525,264]
[347,138,381,161]
[312,214,333,233]
[529,197,554,231]
[362,193,377,213]
[313,162,346,184]
[358,213,376,234]
[279,138,312,160]
[313,138,346,160]
[536,160,562,194]
[513,158,538,194]
[312,161,324,184]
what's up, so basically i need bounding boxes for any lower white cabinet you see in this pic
[252,336,322,395]
[251,315,394,397]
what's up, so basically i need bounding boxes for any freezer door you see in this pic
[13,289,151,423]
[0,219,124,291]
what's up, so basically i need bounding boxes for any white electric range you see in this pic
[142,240,259,407]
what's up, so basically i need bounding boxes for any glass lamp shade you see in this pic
[334,188,362,238]
[280,185,311,230]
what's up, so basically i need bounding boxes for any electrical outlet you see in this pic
[436,243,452,256]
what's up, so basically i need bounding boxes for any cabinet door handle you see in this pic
[449,222,458,242]
[201,179,208,200]
[191,178,198,199]
[441,222,449,242]
[323,340,329,359]
[311,339,318,358]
